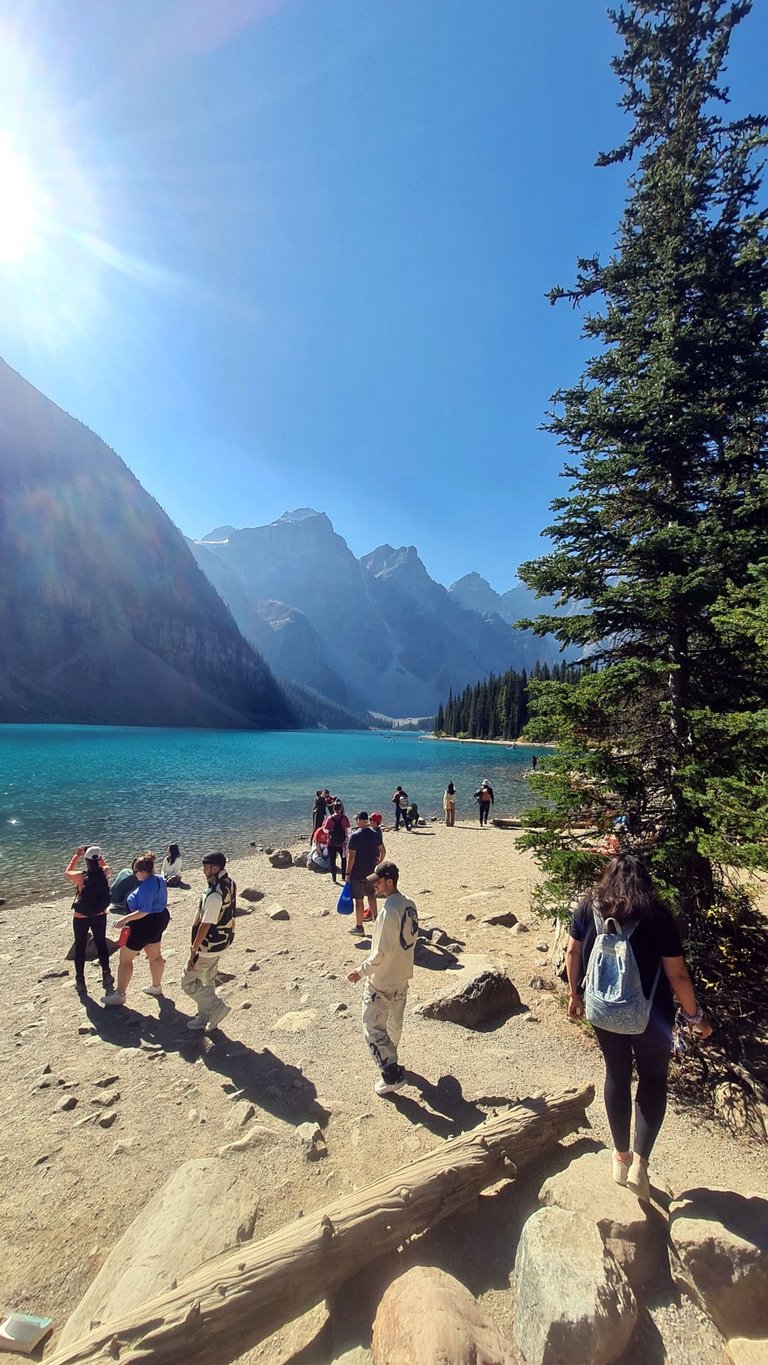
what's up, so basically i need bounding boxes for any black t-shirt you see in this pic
[347,826,382,881]
[569,897,683,1024]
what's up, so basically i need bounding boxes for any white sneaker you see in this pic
[374,1070,406,1096]
[102,991,126,1007]
[142,984,163,997]
[207,1001,231,1031]
[626,1162,651,1201]
[186,1015,207,1031]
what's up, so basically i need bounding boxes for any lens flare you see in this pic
[0,132,48,263]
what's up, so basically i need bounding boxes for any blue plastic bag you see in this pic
[336,882,353,915]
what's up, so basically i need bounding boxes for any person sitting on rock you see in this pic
[161,843,183,886]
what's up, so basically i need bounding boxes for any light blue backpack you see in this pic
[584,907,660,1034]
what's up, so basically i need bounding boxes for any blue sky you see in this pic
[0,0,766,591]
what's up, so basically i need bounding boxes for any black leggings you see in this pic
[72,914,112,984]
[329,846,347,881]
[395,807,410,830]
[593,1021,672,1160]
[478,802,491,825]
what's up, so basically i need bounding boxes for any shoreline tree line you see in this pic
[434,661,577,741]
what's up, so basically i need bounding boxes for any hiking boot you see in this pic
[207,1001,231,1031]
[186,1015,207,1031]
[102,990,126,1007]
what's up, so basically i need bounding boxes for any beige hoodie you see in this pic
[359,891,419,993]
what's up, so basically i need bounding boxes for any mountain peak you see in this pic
[450,571,494,593]
[272,508,326,526]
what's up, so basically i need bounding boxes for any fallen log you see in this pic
[46,1085,593,1365]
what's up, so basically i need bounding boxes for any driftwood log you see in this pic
[46,1085,593,1365]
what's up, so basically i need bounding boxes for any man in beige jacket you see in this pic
[347,861,418,1095]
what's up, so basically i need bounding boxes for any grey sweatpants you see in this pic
[362,981,408,1071]
[181,950,225,1021]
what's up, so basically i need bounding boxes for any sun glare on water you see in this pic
[0,132,48,264]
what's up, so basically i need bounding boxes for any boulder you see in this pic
[539,1150,669,1291]
[240,887,264,902]
[333,1349,373,1365]
[514,1206,638,1365]
[669,1188,768,1339]
[371,1265,514,1365]
[293,851,310,868]
[415,962,520,1028]
[57,1158,259,1348]
[267,903,290,921]
[481,911,518,928]
[511,922,530,934]
[272,1010,317,1034]
[295,1121,327,1160]
[268,849,293,868]
[725,1340,768,1365]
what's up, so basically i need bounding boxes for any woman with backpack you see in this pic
[65,845,114,998]
[565,853,711,1200]
[104,850,170,1005]
[322,801,350,883]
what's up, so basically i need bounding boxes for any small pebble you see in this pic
[56,1095,78,1112]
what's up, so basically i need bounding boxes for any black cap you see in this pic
[366,860,399,885]
[202,851,226,869]
[356,811,369,821]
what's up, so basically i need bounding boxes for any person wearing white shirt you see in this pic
[347,861,418,1095]
[161,843,182,886]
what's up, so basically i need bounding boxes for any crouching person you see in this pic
[347,861,418,1096]
[182,852,235,1034]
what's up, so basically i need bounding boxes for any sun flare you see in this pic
[0,132,48,264]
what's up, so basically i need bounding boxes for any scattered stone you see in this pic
[669,1188,768,1339]
[416,962,520,1029]
[112,1138,137,1155]
[267,904,290,921]
[90,1092,120,1108]
[268,850,293,869]
[295,1121,327,1161]
[481,911,518,928]
[57,1158,261,1348]
[293,851,309,868]
[93,1074,120,1088]
[371,1264,513,1365]
[428,928,450,946]
[240,1001,253,1010]
[514,1206,637,1365]
[219,1125,279,1155]
[228,1102,256,1130]
[311,908,330,918]
[98,1112,118,1128]
[249,841,257,847]
[264,846,275,855]
[56,1095,78,1112]
[78,1023,97,1036]
[511,922,530,934]
[536,942,549,953]
[247,961,260,973]
[38,967,70,981]
[329,1002,348,1015]
[539,1150,670,1292]
[240,888,264,903]
[272,1010,317,1034]
[464,913,476,922]
[74,1114,98,1128]
[529,975,556,992]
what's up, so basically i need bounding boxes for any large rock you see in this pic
[58,1158,260,1347]
[539,1150,669,1291]
[514,1206,638,1365]
[669,1188,768,1339]
[268,849,293,868]
[415,958,520,1028]
[481,911,518,928]
[725,1341,768,1365]
[371,1265,514,1365]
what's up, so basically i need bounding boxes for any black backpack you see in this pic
[329,817,346,848]
[74,865,111,917]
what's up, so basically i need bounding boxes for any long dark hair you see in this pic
[446,781,455,795]
[82,855,109,897]
[590,853,664,924]
[167,843,181,862]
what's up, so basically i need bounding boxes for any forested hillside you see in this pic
[434,662,576,740]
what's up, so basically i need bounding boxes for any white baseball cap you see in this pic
[84,845,102,860]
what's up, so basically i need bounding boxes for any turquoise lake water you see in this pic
[0,726,543,905]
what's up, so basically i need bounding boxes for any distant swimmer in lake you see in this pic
[161,843,182,887]
[65,845,114,998]
[105,851,170,1006]
[443,781,456,827]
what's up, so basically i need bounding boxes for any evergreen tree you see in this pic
[520,0,768,1124]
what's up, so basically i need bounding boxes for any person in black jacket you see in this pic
[65,845,114,997]
[473,780,494,826]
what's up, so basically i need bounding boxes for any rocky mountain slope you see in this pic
[192,511,564,717]
[0,360,294,729]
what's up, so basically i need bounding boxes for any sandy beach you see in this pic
[3,822,766,1363]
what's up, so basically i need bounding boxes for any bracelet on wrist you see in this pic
[683,1005,703,1025]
